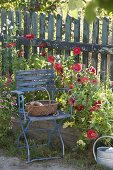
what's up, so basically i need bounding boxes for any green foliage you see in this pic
[68,0,113,22]
[0,75,17,142]
[0,0,62,14]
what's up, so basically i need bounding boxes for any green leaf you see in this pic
[68,0,85,11]
[85,1,97,23]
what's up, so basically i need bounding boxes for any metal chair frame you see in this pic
[11,69,72,163]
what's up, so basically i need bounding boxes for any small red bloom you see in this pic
[18,50,25,57]
[6,42,16,48]
[54,63,63,74]
[87,129,98,140]
[88,66,96,75]
[48,56,55,64]
[24,33,34,39]
[70,63,82,72]
[93,100,102,106]
[90,105,100,112]
[38,42,47,48]
[75,104,85,111]
[91,78,98,85]
[73,47,81,55]
[40,50,47,56]
[81,77,89,84]
[69,84,74,89]
[69,97,76,106]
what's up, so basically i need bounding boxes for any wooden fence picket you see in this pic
[31,12,38,53]
[101,17,109,80]
[74,17,80,63]
[83,18,89,67]
[92,18,99,74]
[1,9,7,75]
[65,15,72,58]
[48,14,54,55]
[24,11,31,59]
[56,14,62,55]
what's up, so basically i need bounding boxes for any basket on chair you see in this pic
[25,88,58,116]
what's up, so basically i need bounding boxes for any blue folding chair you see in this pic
[11,69,72,163]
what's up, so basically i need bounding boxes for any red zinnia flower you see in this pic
[75,104,85,111]
[91,78,98,85]
[38,42,47,48]
[90,105,100,112]
[6,42,16,48]
[69,84,74,89]
[24,33,34,39]
[81,77,89,84]
[18,50,25,57]
[93,100,102,106]
[40,50,47,56]
[69,97,76,106]
[88,66,96,75]
[87,129,98,140]
[70,63,82,72]
[73,47,81,55]
[48,56,55,64]
[54,63,63,74]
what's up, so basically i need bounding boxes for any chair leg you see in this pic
[17,119,64,163]
[19,119,31,163]
[47,120,64,157]
[17,120,31,148]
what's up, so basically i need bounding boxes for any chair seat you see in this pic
[28,110,71,122]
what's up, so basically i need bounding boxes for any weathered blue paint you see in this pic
[101,17,109,81]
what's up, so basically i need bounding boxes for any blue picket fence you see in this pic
[0,9,113,80]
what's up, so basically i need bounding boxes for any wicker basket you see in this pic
[25,88,58,116]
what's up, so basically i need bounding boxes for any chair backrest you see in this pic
[16,69,55,92]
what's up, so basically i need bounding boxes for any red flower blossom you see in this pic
[69,84,74,89]
[48,56,55,64]
[24,34,34,39]
[70,63,82,72]
[88,66,96,75]
[75,104,85,111]
[87,129,98,140]
[6,42,16,48]
[54,63,63,74]
[90,105,100,112]
[69,97,76,106]
[38,42,47,48]
[4,73,13,87]
[18,50,25,57]
[73,47,81,55]
[91,78,98,85]
[93,100,102,106]
[81,77,89,84]
[40,50,47,56]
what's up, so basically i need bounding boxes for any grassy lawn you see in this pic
[0,130,110,170]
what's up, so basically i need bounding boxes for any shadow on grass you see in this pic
[0,130,110,170]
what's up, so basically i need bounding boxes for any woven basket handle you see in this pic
[93,135,113,161]
[37,87,51,104]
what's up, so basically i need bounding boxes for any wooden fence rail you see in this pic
[0,9,113,80]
